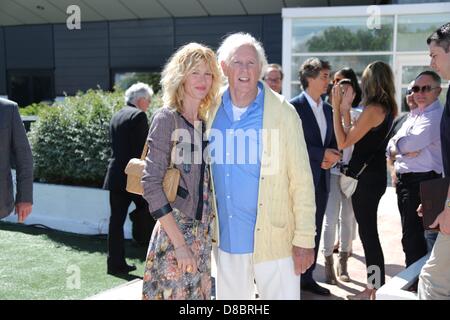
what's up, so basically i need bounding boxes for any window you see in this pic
[397,14,449,52]
[112,70,161,93]
[7,70,54,107]
[292,16,394,53]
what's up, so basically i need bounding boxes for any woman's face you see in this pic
[333,72,344,85]
[183,60,213,103]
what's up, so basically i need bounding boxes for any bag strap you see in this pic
[168,111,178,169]
[140,143,148,160]
[139,109,179,163]
[354,115,395,179]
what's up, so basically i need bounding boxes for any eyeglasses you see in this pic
[410,85,440,93]
[265,77,281,83]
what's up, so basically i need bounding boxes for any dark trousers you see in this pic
[107,190,151,267]
[302,173,329,284]
[352,171,386,288]
[396,171,441,267]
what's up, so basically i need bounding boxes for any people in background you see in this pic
[418,22,450,300]
[103,82,154,276]
[0,98,33,223]
[332,61,397,299]
[290,58,340,296]
[387,71,443,267]
[322,67,361,285]
[263,63,283,94]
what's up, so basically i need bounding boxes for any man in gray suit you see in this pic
[0,98,33,222]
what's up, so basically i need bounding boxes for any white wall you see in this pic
[4,182,133,238]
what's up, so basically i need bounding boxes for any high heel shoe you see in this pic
[347,288,376,300]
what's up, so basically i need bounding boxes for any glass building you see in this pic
[282,3,450,111]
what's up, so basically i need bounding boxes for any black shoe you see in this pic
[107,263,137,275]
[301,280,331,296]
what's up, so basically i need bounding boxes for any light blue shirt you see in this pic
[387,99,443,174]
[210,82,264,254]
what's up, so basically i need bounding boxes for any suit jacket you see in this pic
[103,104,149,191]
[0,98,33,218]
[290,92,337,194]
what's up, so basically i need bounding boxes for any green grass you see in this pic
[0,221,147,299]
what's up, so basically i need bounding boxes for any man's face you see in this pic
[136,96,150,112]
[429,41,450,80]
[264,68,282,93]
[412,75,441,109]
[221,45,261,97]
[405,82,418,111]
[307,69,330,95]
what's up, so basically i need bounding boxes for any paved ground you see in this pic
[302,186,405,300]
[90,187,407,300]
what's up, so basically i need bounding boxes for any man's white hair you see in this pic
[217,32,268,79]
[125,82,154,105]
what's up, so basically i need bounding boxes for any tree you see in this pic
[305,26,393,52]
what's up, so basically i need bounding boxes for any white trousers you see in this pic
[322,174,356,256]
[215,248,300,300]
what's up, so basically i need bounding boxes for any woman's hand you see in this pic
[331,85,342,110]
[340,86,355,113]
[174,244,198,273]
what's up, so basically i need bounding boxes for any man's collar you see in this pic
[419,98,443,114]
[303,91,323,109]
[223,81,264,109]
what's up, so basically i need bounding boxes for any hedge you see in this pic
[28,89,159,187]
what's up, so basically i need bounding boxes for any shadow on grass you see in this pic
[0,221,148,262]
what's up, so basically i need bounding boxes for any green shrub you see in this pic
[29,89,159,188]
[19,102,52,116]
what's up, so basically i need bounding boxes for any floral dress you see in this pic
[142,167,214,300]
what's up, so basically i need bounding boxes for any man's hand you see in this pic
[15,202,32,223]
[323,148,341,165]
[404,150,420,158]
[429,207,450,235]
[292,246,314,275]
[321,160,334,170]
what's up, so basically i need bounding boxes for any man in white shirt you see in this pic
[290,58,340,296]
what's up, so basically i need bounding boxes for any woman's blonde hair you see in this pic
[160,43,222,120]
[361,61,398,117]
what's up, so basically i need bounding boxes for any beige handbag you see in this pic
[124,113,180,202]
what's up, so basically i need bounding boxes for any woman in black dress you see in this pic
[332,61,398,300]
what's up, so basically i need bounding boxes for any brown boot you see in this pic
[337,251,350,282]
[324,254,337,285]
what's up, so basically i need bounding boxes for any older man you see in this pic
[263,63,283,94]
[0,98,33,222]
[103,82,154,275]
[208,33,316,300]
[387,71,443,267]
[418,22,450,300]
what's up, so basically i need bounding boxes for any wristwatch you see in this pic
[446,199,450,209]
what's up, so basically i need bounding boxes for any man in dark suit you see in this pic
[290,58,340,296]
[0,98,33,222]
[103,82,154,275]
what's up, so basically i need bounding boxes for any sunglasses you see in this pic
[410,85,440,93]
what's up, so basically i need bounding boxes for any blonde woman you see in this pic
[141,43,221,300]
[332,61,398,299]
